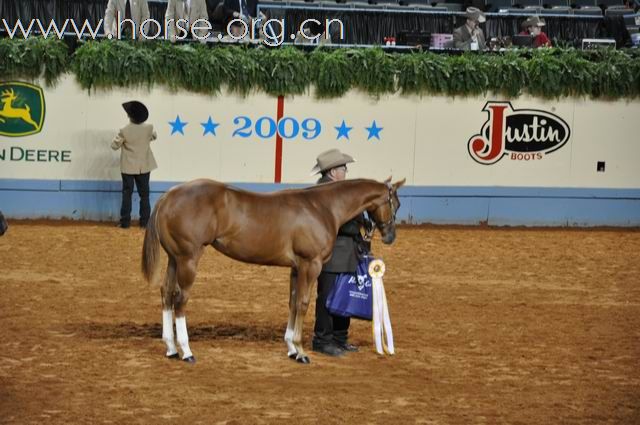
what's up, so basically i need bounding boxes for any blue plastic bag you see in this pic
[326,256,373,320]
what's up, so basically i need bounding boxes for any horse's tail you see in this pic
[142,199,161,285]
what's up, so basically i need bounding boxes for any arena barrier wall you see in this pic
[1,76,639,226]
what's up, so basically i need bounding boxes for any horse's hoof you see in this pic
[166,353,180,360]
[183,356,196,364]
[296,356,310,364]
[288,352,297,360]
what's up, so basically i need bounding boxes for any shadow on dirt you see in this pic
[69,321,285,342]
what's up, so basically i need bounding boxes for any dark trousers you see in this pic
[120,172,150,226]
[313,271,351,346]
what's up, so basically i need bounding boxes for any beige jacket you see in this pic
[104,0,151,38]
[111,122,158,175]
[165,0,210,42]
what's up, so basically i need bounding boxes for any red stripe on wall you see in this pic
[274,95,285,183]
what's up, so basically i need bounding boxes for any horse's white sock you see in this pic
[284,326,296,356]
[175,316,193,359]
[162,310,178,356]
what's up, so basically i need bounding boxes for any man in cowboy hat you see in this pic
[519,16,552,48]
[104,0,151,39]
[453,7,487,51]
[311,149,371,357]
[111,101,157,229]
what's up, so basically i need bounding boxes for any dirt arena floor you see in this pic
[0,222,639,425]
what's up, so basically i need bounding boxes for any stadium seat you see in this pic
[438,2,465,10]
[376,0,399,4]
[597,0,623,8]
[572,0,597,7]
[543,0,569,7]
[573,5,603,14]
[515,0,541,8]
[485,0,513,12]
[540,5,572,13]
[320,0,352,8]
[604,6,635,15]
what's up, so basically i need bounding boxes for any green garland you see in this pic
[2,37,640,100]
[0,37,69,85]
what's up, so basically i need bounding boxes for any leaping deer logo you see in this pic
[0,88,38,128]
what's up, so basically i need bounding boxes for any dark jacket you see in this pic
[453,23,486,51]
[317,174,363,273]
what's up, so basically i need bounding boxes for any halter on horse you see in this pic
[142,177,405,364]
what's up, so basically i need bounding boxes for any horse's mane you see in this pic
[221,179,381,197]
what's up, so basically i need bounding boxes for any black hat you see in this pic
[122,101,149,124]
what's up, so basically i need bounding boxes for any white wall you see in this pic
[1,75,639,189]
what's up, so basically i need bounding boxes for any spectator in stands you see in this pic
[206,0,225,32]
[166,0,211,42]
[214,0,260,40]
[111,101,157,229]
[294,20,331,45]
[519,16,552,48]
[105,0,151,39]
[453,7,487,51]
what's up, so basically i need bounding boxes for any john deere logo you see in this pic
[0,82,45,137]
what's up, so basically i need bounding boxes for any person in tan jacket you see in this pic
[165,0,211,42]
[104,0,151,39]
[111,101,157,228]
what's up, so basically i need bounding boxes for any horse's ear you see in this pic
[384,176,392,184]
[393,178,406,190]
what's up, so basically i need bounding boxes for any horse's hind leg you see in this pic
[284,269,298,359]
[292,259,322,364]
[161,257,179,359]
[174,254,200,363]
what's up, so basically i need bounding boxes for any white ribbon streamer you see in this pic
[369,259,394,355]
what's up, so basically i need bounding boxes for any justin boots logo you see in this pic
[468,102,570,165]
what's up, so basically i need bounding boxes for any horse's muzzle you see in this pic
[381,229,396,244]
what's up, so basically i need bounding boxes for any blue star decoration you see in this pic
[201,116,220,136]
[169,115,187,135]
[335,120,353,140]
[366,120,383,141]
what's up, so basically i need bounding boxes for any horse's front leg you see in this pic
[284,269,298,359]
[292,259,322,364]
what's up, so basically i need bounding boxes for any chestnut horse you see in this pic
[142,177,405,364]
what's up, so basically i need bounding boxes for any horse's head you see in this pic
[367,177,405,244]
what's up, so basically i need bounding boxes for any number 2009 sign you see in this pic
[232,116,321,140]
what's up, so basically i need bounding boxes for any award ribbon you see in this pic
[369,259,394,355]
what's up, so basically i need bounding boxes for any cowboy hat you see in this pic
[122,101,149,124]
[464,7,486,24]
[521,15,546,28]
[310,149,355,175]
